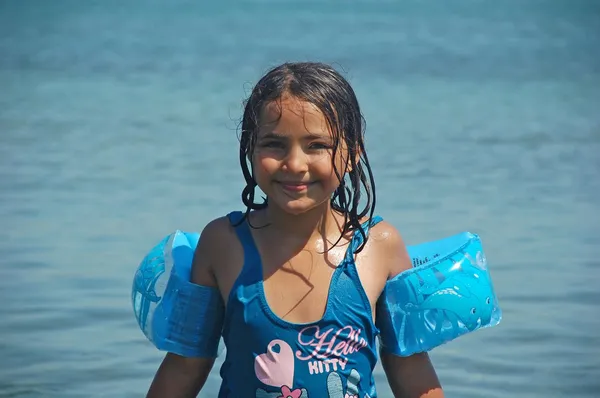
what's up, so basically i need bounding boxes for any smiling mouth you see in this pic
[277,181,314,192]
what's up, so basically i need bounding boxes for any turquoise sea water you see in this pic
[1,1,599,397]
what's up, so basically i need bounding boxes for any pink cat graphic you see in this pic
[254,339,308,398]
[254,339,364,398]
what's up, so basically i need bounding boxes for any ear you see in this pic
[346,145,361,173]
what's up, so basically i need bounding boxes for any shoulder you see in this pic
[198,216,237,250]
[191,215,241,285]
[365,220,413,279]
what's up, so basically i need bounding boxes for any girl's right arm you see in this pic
[146,353,215,398]
[146,219,226,398]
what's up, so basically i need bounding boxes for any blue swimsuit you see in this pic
[218,211,383,398]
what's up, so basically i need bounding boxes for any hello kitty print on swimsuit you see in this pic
[254,324,371,398]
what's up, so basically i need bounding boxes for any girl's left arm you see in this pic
[370,222,445,398]
[381,351,444,398]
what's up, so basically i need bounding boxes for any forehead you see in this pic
[259,96,332,138]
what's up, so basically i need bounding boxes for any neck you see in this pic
[261,203,341,243]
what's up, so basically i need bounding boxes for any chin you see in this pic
[271,197,327,216]
[277,201,317,216]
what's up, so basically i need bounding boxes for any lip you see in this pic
[277,181,313,192]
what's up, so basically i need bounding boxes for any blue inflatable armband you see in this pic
[132,231,225,358]
[376,232,502,356]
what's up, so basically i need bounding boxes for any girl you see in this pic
[146,62,444,398]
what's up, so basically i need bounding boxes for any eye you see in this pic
[309,142,331,150]
[260,140,285,149]
[470,308,476,314]
[486,297,491,305]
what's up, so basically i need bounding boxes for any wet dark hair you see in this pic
[237,61,376,253]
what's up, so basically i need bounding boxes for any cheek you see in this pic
[252,153,279,177]
[312,156,344,186]
[326,152,348,179]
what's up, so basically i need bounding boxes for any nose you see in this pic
[282,145,309,173]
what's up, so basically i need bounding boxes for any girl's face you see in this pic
[252,95,349,216]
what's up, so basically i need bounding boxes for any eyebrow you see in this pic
[259,132,332,140]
